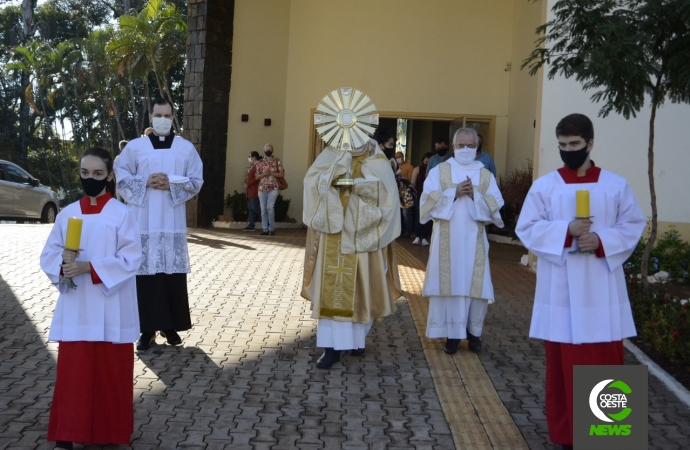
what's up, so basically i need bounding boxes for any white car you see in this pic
[0,160,60,223]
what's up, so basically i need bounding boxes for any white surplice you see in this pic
[114,136,203,275]
[40,200,142,343]
[420,159,504,339]
[515,169,646,344]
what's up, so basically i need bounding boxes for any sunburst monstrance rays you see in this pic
[314,87,379,151]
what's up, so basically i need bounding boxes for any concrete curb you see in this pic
[624,339,690,408]
[212,220,304,229]
[488,233,523,246]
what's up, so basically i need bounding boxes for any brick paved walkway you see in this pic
[1,224,690,449]
[1,226,453,450]
[398,236,690,450]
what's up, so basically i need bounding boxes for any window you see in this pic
[4,164,32,185]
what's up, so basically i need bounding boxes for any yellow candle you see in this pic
[65,217,83,250]
[576,189,590,217]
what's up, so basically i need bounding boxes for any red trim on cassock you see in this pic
[48,341,134,445]
[89,263,102,284]
[564,232,573,248]
[557,161,601,184]
[79,192,113,214]
[594,234,606,258]
[544,340,624,446]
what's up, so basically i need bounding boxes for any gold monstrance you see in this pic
[314,87,379,187]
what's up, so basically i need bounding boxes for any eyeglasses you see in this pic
[454,144,478,149]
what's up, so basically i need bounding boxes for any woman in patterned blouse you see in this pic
[255,143,285,235]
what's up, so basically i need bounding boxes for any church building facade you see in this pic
[183,0,690,239]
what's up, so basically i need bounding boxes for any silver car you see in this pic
[0,160,60,223]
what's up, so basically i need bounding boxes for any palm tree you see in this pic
[107,0,186,131]
[7,40,74,195]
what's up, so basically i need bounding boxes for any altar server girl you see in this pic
[40,147,142,449]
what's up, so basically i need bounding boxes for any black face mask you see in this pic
[559,144,587,170]
[383,147,395,159]
[265,151,273,157]
[560,144,589,170]
[437,147,448,156]
[81,176,109,197]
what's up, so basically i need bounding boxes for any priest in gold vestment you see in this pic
[302,139,404,369]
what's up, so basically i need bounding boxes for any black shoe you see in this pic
[349,348,365,357]
[243,226,255,231]
[316,348,342,369]
[261,230,270,235]
[136,332,156,350]
[555,445,573,450]
[269,230,275,236]
[443,338,460,355]
[467,330,482,353]
[160,330,182,346]
[54,442,73,450]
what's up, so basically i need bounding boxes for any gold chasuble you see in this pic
[302,144,404,323]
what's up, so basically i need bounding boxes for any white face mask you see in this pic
[454,146,476,164]
[396,158,403,164]
[248,158,253,163]
[152,117,173,135]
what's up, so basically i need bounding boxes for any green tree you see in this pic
[107,0,186,131]
[523,0,690,289]
[6,40,75,194]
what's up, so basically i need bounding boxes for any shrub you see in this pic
[625,227,689,284]
[223,191,291,222]
[626,228,690,373]
[275,194,291,222]
[224,190,248,221]
[498,159,533,231]
[629,282,690,373]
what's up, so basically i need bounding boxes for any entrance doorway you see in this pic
[309,110,495,167]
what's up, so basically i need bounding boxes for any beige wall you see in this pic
[534,0,690,240]
[226,0,549,223]
[505,0,546,179]
[224,0,291,212]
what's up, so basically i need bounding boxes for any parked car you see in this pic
[0,160,60,223]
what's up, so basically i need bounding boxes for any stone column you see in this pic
[183,0,234,227]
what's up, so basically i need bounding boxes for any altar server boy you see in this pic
[40,147,142,449]
[516,113,646,450]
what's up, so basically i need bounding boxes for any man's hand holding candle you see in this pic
[568,218,592,237]
[578,232,600,252]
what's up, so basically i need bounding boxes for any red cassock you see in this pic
[48,341,134,444]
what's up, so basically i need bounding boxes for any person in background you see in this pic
[396,151,415,238]
[411,152,432,246]
[376,131,399,175]
[114,98,204,351]
[427,138,451,172]
[475,134,497,177]
[40,147,142,450]
[255,144,285,236]
[243,151,262,231]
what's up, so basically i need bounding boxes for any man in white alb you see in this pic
[420,127,504,354]
[114,98,204,351]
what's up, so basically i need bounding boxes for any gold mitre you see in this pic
[314,87,379,152]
